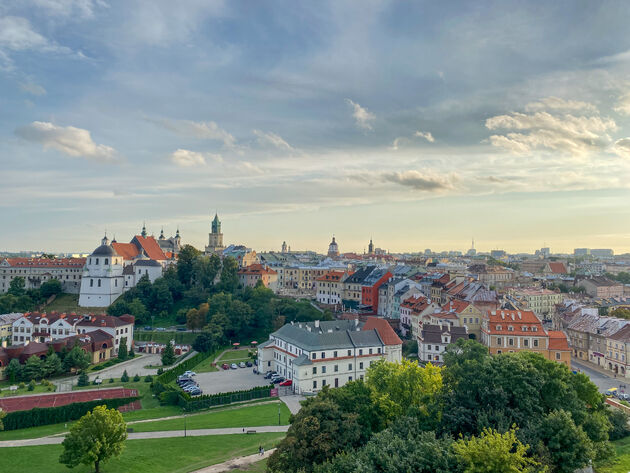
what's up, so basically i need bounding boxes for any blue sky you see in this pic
[2,1,630,254]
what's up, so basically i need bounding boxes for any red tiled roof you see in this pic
[238,264,278,276]
[363,317,403,346]
[548,262,568,274]
[3,257,85,268]
[111,242,139,260]
[548,331,570,350]
[316,270,350,282]
[134,235,168,260]
[484,309,544,336]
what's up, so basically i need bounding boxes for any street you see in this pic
[572,359,629,394]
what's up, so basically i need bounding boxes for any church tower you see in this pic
[205,213,225,255]
[368,238,374,255]
[327,235,340,258]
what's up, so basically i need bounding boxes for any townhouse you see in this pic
[481,309,571,367]
[418,324,468,364]
[578,277,624,299]
[508,288,562,319]
[315,270,353,306]
[257,317,402,394]
[0,313,23,341]
[399,295,440,339]
[238,264,278,290]
[606,325,630,377]
[360,268,393,314]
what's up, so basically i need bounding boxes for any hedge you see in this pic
[181,385,273,412]
[2,396,139,431]
[155,351,213,385]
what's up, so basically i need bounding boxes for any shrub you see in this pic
[27,380,36,391]
[121,370,129,382]
[157,368,163,375]
[18,382,26,389]
[609,408,630,440]
[133,374,141,382]
[109,378,114,383]
[144,375,153,383]
[77,372,90,387]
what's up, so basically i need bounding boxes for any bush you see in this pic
[609,408,630,440]
[144,375,153,383]
[182,386,273,411]
[27,380,35,391]
[2,396,140,431]
[157,368,164,375]
[109,378,114,383]
[77,372,89,387]
[121,370,129,382]
[18,382,25,389]
[133,374,141,382]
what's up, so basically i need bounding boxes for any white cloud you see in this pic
[414,130,435,142]
[614,93,630,116]
[613,138,630,158]
[390,137,404,150]
[486,108,617,157]
[0,16,49,51]
[525,96,597,113]
[19,82,46,96]
[150,118,236,148]
[384,170,453,191]
[237,161,264,174]
[15,121,118,162]
[253,129,293,151]
[345,98,375,131]
[28,0,106,19]
[169,149,222,167]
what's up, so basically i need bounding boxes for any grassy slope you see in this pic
[44,294,101,314]
[598,436,630,473]
[130,402,290,432]
[0,433,283,473]
[0,383,54,398]
[231,460,267,473]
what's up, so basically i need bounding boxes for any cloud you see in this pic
[15,121,118,162]
[28,0,106,19]
[0,16,50,51]
[614,93,630,116]
[485,106,617,157]
[525,96,597,113]
[613,138,630,158]
[237,161,264,174]
[390,137,405,150]
[345,98,375,131]
[414,130,435,142]
[19,82,46,96]
[169,149,222,167]
[253,129,293,151]
[150,118,236,148]
[384,170,453,191]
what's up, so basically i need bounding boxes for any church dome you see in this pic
[92,245,119,257]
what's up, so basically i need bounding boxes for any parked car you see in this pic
[279,379,293,386]
[188,388,202,396]
[176,327,187,332]
[183,371,196,377]
[606,388,618,397]
[144,326,153,331]
[238,362,246,368]
[264,371,277,379]
[246,361,253,367]
[222,363,230,370]
[156,327,166,332]
[272,377,285,384]
[619,393,630,401]
[230,363,238,369]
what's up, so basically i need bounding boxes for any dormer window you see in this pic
[532,327,538,332]
[496,325,502,330]
[522,326,528,331]
[508,326,514,331]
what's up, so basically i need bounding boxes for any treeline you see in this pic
[268,340,629,473]
[0,277,62,315]
[107,245,328,348]
[606,271,630,284]
[4,344,91,383]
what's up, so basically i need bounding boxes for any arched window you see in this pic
[104,258,108,265]
[95,258,99,265]
[90,279,94,287]
[98,279,101,287]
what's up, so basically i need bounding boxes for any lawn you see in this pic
[134,330,197,345]
[0,433,284,473]
[73,379,159,409]
[130,401,291,432]
[0,383,55,398]
[218,349,256,362]
[597,436,630,473]
[43,294,101,314]
[232,459,267,472]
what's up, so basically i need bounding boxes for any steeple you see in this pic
[159,227,165,239]
[141,222,147,238]
[368,237,374,255]
[211,213,221,234]
[101,233,109,246]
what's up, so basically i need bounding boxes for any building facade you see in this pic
[0,257,86,294]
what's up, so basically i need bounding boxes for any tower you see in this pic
[205,212,225,255]
[327,235,339,258]
[141,222,147,238]
[368,238,374,255]
[159,228,165,240]
[281,241,288,253]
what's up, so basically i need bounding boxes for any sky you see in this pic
[2,1,630,255]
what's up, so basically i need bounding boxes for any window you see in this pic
[95,258,99,265]
[90,279,94,287]
[104,258,108,265]
[369,348,373,355]
[359,362,364,369]
[321,352,325,359]
[378,347,381,354]
[496,337,502,346]
[313,380,317,389]
[348,363,353,370]
[497,350,502,354]
[555,352,561,360]
[312,353,316,359]
[312,367,317,374]
[523,339,529,347]
[496,325,502,330]
[508,326,514,331]
[334,365,338,372]
[532,327,538,332]
[333,351,338,358]
[322,366,326,374]
[347,350,352,356]
[349,376,353,381]
[533,339,539,347]
[508,338,514,346]
[98,279,101,287]
[322,380,327,386]
[359,349,363,356]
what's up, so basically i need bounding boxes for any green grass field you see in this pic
[44,294,101,314]
[134,330,197,345]
[130,402,290,432]
[0,383,55,398]
[597,436,630,473]
[217,349,255,363]
[232,459,267,472]
[0,433,284,473]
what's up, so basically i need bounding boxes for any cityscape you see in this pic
[2,1,630,473]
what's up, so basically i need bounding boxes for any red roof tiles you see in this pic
[363,317,403,346]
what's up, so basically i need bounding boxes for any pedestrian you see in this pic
[242,428,245,433]
[261,446,265,456]
[258,445,262,456]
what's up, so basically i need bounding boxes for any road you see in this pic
[0,425,290,448]
[572,359,629,394]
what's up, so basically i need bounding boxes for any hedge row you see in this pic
[155,351,213,385]
[181,385,273,412]
[2,396,139,431]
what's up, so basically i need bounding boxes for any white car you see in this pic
[183,371,196,377]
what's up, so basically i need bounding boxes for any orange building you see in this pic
[481,309,571,368]
[238,264,278,290]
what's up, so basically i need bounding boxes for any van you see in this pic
[606,388,618,397]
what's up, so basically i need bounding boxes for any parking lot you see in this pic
[194,367,270,395]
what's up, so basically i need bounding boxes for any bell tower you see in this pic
[205,212,225,255]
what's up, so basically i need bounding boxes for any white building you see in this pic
[257,317,402,395]
[418,324,468,364]
[11,312,134,354]
[78,236,125,307]
[0,257,85,294]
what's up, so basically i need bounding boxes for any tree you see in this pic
[8,277,26,296]
[192,332,215,353]
[161,342,176,366]
[608,408,630,441]
[186,304,208,331]
[121,370,129,382]
[63,346,90,373]
[44,353,63,378]
[40,278,63,298]
[452,427,540,473]
[366,359,442,423]
[0,409,4,431]
[609,308,630,320]
[5,358,22,382]
[117,337,128,361]
[219,256,239,292]
[59,405,127,473]
[23,355,44,381]
[149,278,174,313]
[192,254,221,289]
[177,245,201,288]
[77,371,90,387]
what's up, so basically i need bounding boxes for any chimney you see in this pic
[354,318,359,327]
[314,320,320,328]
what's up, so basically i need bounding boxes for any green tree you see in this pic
[44,353,63,378]
[192,254,221,289]
[219,256,239,292]
[366,359,442,422]
[8,277,26,296]
[452,427,540,473]
[177,245,201,288]
[63,345,91,373]
[609,307,630,319]
[23,355,44,381]
[608,408,630,440]
[149,277,174,313]
[5,358,23,382]
[225,300,253,338]
[77,371,90,387]
[40,278,63,298]
[117,337,128,361]
[59,405,127,473]
[0,409,4,431]
[161,342,176,366]
[121,370,129,382]
[192,332,215,353]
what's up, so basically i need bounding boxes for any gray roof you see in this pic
[292,354,313,366]
[92,244,119,256]
[420,324,468,344]
[271,319,384,351]
[134,259,161,267]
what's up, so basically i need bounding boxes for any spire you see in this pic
[159,227,165,239]
[141,221,147,238]
[176,227,180,237]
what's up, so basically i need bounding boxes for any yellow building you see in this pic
[510,288,562,318]
[0,313,23,341]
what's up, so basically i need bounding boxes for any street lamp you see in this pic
[184,413,187,438]
[278,404,281,426]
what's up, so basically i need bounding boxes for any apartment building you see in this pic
[509,288,562,318]
[257,317,402,394]
[418,324,468,364]
[315,270,352,306]
[0,313,23,341]
[0,257,86,294]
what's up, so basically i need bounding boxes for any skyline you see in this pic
[2,2,630,253]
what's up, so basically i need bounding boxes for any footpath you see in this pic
[190,448,277,473]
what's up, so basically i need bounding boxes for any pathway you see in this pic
[280,395,305,415]
[0,425,289,448]
[190,448,277,473]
